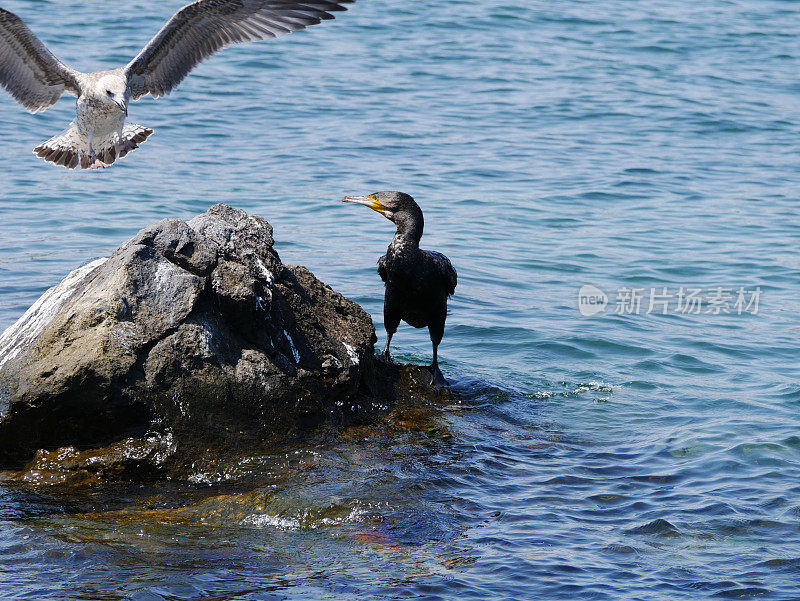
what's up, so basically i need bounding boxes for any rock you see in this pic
[0,204,414,472]
[0,433,177,486]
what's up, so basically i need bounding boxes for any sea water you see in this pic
[0,1,799,598]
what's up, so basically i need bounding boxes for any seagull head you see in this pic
[95,74,129,115]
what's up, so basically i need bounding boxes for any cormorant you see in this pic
[343,191,457,386]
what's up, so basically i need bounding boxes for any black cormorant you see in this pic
[343,191,457,386]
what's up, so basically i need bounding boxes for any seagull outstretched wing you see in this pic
[125,0,353,100]
[0,8,81,113]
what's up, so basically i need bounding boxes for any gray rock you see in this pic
[0,204,384,470]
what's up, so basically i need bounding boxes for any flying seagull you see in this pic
[0,0,353,169]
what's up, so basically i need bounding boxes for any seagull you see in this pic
[0,0,353,169]
[343,191,458,387]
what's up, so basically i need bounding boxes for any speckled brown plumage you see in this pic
[0,1,353,168]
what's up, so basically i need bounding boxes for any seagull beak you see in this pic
[116,100,127,116]
[342,195,384,213]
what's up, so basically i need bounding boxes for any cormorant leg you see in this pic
[381,292,401,361]
[381,330,394,359]
[428,322,448,387]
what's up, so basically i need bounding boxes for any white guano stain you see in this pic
[283,329,300,363]
[153,259,174,288]
[0,258,107,369]
[255,257,274,285]
[342,342,359,365]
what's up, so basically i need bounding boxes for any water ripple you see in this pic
[1,0,800,598]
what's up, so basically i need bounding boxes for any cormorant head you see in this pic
[343,191,424,242]
[342,191,418,221]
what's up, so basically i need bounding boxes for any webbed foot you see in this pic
[379,349,396,364]
[88,158,110,169]
[428,365,449,388]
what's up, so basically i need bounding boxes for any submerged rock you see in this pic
[0,204,446,475]
[0,433,177,486]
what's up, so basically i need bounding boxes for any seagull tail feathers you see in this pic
[113,123,154,164]
[33,123,154,169]
[33,123,86,169]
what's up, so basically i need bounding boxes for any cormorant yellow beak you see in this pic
[342,195,384,213]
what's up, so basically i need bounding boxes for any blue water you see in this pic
[1,0,800,598]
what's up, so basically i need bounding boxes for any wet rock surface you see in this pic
[0,204,448,477]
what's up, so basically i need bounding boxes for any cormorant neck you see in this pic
[392,206,424,248]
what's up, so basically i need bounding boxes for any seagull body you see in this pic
[343,191,458,387]
[0,1,352,169]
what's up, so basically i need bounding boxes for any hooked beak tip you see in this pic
[342,196,385,213]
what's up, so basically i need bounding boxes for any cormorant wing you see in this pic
[425,250,457,296]
[0,8,80,112]
[377,254,388,283]
[125,0,353,100]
